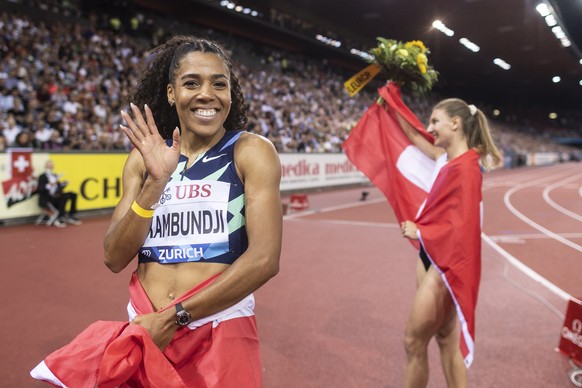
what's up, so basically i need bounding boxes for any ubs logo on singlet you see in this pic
[174,183,212,200]
[143,180,231,257]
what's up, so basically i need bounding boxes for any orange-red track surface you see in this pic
[2,162,581,387]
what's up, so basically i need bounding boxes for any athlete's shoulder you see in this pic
[237,131,276,149]
[234,132,280,174]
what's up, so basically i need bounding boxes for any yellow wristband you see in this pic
[131,200,155,218]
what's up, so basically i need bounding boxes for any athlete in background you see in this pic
[397,98,501,388]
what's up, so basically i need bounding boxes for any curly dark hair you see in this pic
[129,35,249,138]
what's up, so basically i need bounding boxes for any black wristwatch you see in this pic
[175,302,192,326]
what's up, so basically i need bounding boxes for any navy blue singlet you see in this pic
[138,131,247,265]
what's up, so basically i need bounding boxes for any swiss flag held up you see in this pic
[1,148,38,208]
[342,83,434,233]
[343,82,483,367]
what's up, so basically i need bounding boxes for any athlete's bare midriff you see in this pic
[137,262,230,311]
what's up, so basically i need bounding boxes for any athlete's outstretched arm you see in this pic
[103,104,180,273]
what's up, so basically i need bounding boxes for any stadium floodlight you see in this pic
[535,2,574,52]
[350,48,374,61]
[560,38,571,47]
[544,14,557,27]
[316,34,341,48]
[493,58,511,70]
[459,38,480,52]
[432,20,455,37]
[536,3,551,17]
[551,26,565,39]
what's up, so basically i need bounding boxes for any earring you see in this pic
[169,100,174,106]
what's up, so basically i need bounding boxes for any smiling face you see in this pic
[427,108,459,149]
[167,52,231,141]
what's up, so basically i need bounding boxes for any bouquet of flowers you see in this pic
[369,37,438,96]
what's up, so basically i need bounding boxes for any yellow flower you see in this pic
[405,40,427,53]
[397,49,409,57]
[416,53,428,73]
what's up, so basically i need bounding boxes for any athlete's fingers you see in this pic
[170,127,181,152]
[120,123,140,147]
[144,104,160,136]
[120,110,144,143]
[129,102,149,136]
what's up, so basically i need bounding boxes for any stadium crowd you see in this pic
[0,0,580,164]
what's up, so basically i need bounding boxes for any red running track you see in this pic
[1,162,580,387]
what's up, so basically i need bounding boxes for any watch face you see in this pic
[176,311,191,326]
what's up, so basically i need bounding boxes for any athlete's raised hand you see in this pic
[120,103,181,182]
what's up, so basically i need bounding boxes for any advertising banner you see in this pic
[279,153,368,191]
[1,151,368,222]
[0,151,128,221]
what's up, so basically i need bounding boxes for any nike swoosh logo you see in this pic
[202,153,227,163]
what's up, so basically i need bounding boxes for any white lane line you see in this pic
[490,236,526,244]
[482,233,572,301]
[490,232,582,241]
[504,171,582,253]
[483,164,580,190]
[287,218,400,228]
[284,197,386,220]
[484,165,566,186]
[542,172,582,222]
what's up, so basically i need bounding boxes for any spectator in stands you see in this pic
[34,121,55,147]
[61,126,84,150]
[37,160,82,226]
[41,130,64,151]
[2,113,22,145]
[0,134,6,152]
[10,130,35,148]
[1,2,580,158]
